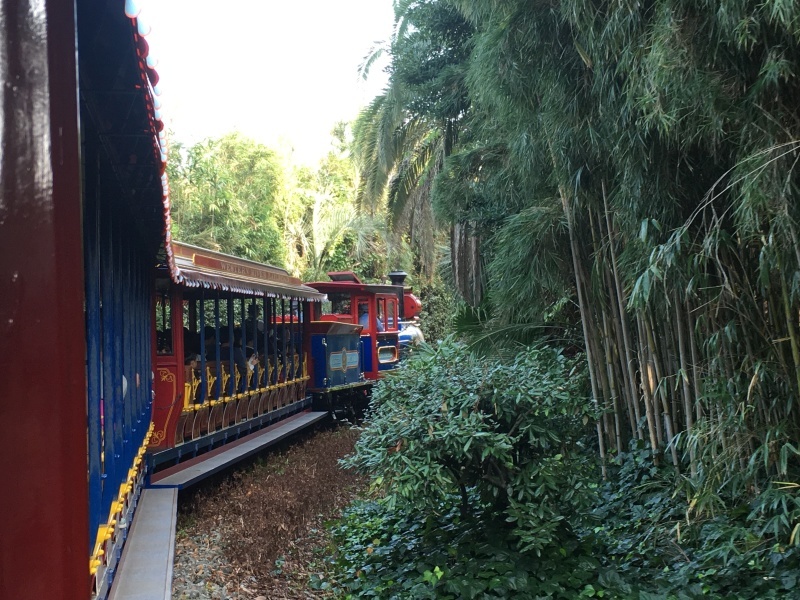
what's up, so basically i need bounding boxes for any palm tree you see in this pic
[353,0,472,281]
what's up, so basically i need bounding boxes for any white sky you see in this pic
[141,0,394,165]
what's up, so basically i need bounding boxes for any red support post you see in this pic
[0,0,89,598]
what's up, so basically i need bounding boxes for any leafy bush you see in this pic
[345,340,596,552]
[329,498,603,599]
[327,341,613,598]
[584,443,800,598]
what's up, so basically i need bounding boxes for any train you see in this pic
[0,1,420,599]
[148,242,421,470]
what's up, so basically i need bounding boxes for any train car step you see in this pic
[107,488,178,600]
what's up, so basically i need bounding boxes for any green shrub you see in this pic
[330,496,609,599]
[345,340,596,552]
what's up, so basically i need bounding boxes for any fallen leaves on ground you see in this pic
[173,426,365,599]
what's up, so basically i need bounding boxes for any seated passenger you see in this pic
[358,304,384,332]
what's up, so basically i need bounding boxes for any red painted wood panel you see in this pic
[0,1,89,597]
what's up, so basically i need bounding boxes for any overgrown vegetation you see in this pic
[167,127,423,284]
[353,0,800,484]
[328,344,800,598]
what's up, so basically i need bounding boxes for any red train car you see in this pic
[2,1,166,598]
[148,241,325,468]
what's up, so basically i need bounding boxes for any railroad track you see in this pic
[172,425,365,599]
[109,411,330,600]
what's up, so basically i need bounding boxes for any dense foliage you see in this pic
[167,128,420,283]
[329,345,800,599]
[168,133,285,264]
[354,0,800,521]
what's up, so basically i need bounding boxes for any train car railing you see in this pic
[84,177,156,599]
[157,293,313,456]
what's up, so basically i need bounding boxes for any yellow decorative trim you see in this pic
[90,422,154,576]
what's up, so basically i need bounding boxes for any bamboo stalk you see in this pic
[602,310,624,453]
[603,262,637,440]
[645,310,679,469]
[687,301,703,423]
[602,184,644,442]
[636,314,661,459]
[675,292,697,477]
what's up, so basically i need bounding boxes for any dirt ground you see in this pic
[173,426,365,599]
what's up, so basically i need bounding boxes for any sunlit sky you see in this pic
[142,0,394,165]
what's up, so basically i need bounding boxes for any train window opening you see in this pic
[377,298,386,331]
[387,298,397,330]
[319,293,352,322]
[155,293,172,355]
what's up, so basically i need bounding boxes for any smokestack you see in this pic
[388,271,407,286]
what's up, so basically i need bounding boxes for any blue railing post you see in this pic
[252,298,259,389]
[227,295,234,396]
[198,292,207,403]
[240,297,246,392]
[214,297,221,400]
[272,297,278,385]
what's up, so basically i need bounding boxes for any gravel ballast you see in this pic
[172,427,364,599]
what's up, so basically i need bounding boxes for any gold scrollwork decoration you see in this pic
[151,368,177,445]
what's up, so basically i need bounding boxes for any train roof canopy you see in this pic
[305,280,402,296]
[327,271,363,283]
[167,241,326,301]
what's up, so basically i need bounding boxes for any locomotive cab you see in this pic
[306,272,403,381]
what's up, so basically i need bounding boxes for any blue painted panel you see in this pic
[85,189,103,544]
[361,334,373,373]
[100,205,118,518]
[324,333,361,387]
[310,335,327,389]
[310,332,362,390]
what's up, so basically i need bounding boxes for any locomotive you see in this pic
[0,1,420,599]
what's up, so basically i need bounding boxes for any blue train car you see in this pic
[306,321,372,418]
